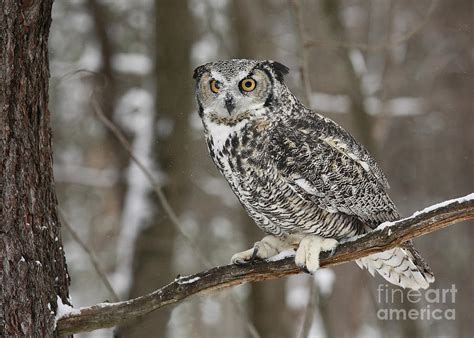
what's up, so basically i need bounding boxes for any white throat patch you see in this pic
[204,118,247,151]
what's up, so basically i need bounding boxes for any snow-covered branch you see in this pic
[56,194,474,335]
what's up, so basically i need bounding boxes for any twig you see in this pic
[56,195,474,335]
[59,209,120,302]
[91,98,212,267]
[306,0,438,52]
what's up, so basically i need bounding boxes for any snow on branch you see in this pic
[56,194,474,335]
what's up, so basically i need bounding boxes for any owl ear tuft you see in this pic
[193,65,207,80]
[268,61,289,82]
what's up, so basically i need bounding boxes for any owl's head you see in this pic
[193,59,289,124]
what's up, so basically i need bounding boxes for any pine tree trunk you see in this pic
[0,1,71,336]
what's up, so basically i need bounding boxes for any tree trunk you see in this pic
[0,1,70,336]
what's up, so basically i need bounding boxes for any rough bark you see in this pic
[0,0,70,336]
[57,197,474,335]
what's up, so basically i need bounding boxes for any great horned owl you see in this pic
[193,59,434,290]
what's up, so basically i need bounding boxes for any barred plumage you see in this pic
[193,59,434,290]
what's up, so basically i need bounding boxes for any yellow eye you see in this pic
[240,78,256,92]
[210,79,220,93]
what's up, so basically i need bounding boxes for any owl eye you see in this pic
[240,78,257,92]
[210,79,220,94]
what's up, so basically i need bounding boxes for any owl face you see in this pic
[193,59,289,124]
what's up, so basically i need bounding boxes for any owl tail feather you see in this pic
[355,244,435,290]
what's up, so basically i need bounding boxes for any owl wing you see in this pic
[269,112,399,226]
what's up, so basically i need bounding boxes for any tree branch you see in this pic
[56,195,474,335]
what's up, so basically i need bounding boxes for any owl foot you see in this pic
[231,235,296,265]
[295,235,338,273]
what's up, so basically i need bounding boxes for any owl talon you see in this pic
[250,246,260,262]
[231,248,255,265]
[234,259,249,266]
[295,235,338,273]
[231,235,296,265]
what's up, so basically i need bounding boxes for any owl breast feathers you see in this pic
[193,59,434,290]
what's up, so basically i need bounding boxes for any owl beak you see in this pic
[224,96,235,115]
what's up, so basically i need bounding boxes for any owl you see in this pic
[193,59,434,290]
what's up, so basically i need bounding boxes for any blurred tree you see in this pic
[0,0,70,335]
[321,0,375,152]
[85,0,130,236]
[119,0,195,336]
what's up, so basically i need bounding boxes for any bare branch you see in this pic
[91,97,212,267]
[56,195,474,335]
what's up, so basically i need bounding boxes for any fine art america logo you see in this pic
[377,284,457,321]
